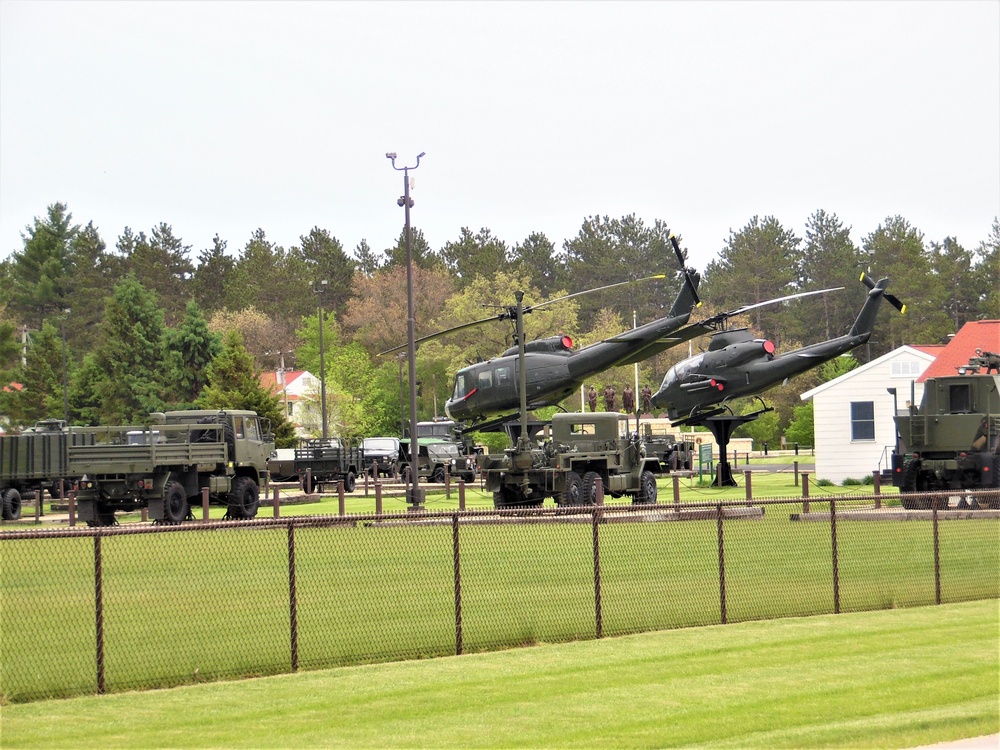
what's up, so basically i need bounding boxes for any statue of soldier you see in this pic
[622,384,635,414]
[603,384,616,412]
[587,385,598,412]
[641,384,653,415]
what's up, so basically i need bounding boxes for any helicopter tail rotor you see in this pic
[670,235,701,308]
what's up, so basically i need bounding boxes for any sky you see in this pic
[1,1,998,274]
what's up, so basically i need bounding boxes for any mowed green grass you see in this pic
[2,600,997,749]
[2,504,997,703]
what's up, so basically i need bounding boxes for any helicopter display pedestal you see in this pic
[690,414,761,487]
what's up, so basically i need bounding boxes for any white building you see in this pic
[799,345,941,483]
[260,370,323,437]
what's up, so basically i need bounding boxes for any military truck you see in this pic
[482,412,662,508]
[293,437,365,494]
[361,437,400,478]
[0,420,71,521]
[72,410,274,525]
[640,423,695,471]
[891,350,1000,509]
[398,438,476,484]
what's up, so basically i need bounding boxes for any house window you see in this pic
[850,401,875,441]
[890,360,922,377]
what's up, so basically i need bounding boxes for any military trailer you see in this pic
[0,420,72,521]
[482,412,662,508]
[293,438,365,494]
[891,350,1000,508]
[72,410,273,525]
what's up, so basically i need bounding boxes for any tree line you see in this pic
[1,202,996,448]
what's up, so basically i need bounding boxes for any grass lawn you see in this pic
[1,599,996,749]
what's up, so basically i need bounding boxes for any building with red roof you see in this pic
[917,320,1000,382]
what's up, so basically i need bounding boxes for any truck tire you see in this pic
[344,471,357,493]
[635,470,658,505]
[2,488,22,521]
[48,479,70,500]
[162,481,189,524]
[899,459,925,510]
[432,466,446,484]
[557,471,584,506]
[581,471,602,505]
[228,476,259,519]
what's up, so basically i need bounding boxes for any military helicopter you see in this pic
[650,273,905,424]
[381,236,702,430]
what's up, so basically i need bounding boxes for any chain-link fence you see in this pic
[2,491,997,703]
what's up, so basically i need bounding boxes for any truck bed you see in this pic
[65,424,228,474]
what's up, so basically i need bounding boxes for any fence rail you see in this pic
[2,490,997,703]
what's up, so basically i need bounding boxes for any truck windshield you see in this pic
[363,438,397,452]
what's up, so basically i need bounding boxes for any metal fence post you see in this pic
[744,470,752,505]
[933,495,941,605]
[458,479,466,511]
[672,475,681,512]
[272,485,280,518]
[794,460,799,487]
[338,481,345,516]
[68,489,76,527]
[592,491,603,639]
[202,487,210,521]
[831,497,840,614]
[802,473,810,513]
[94,534,105,694]
[375,481,383,516]
[452,513,463,656]
[287,522,298,671]
[717,504,727,625]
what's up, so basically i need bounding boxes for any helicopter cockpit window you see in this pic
[453,374,468,399]
[478,370,493,389]
[662,354,703,388]
[495,366,512,386]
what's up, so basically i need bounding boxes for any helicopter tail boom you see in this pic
[850,274,904,338]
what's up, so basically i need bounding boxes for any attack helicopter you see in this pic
[381,236,702,430]
[650,273,905,424]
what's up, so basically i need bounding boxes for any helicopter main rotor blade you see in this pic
[718,286,844,319]
[523,274,666,313]
[377,312,510,356]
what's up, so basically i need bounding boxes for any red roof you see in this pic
[259,370,307,394]
[917,320,1000,382]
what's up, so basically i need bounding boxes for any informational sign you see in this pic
[698,443,714,479]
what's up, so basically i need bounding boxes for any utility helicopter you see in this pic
[382,236,703,430]
[650,273,905,424]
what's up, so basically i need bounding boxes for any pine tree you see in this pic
[163,300,222,406]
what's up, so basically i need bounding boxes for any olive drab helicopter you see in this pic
[650,273,906,424]
[381,236,702,431]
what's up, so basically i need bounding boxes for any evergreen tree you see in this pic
[65,221,117,356]
[862,216,950,353]
[5,321,66,427]
[298,226,355,321]
[973,219,999,318]
[191,235,236,316]
[352,239,383,277]
[439,227,512,287]
[383,227,441,270]
[561,215,686,331]
[8,203,78,329]
[117,223,194,326]
[793,210,865,341]
[163,300,222,406]
[701,216,799,343]
[197,329,295,447]
[91,275,167,423]
[930,236,980,332]
[513,232,561,299]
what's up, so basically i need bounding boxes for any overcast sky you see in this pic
[1,1,997,273]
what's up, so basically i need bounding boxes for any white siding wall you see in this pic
[810,353,928,483]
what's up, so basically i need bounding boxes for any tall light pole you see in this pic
[59,308,70,422]
[387,150,425,510]
[312,280,329,439]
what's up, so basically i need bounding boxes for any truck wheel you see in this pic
[162,481,188,524]
[344,471,357,493]
[557,471,584,506]
[899,459,922,510]
[48,479,70,500]
[2,488,22,521]
[635,470,658,505]
[228,476,259,519]
[432,466,446,484]
[581,471,602,505]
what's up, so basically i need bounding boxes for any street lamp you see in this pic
[387,150,425,510]
[312,280,329,439]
